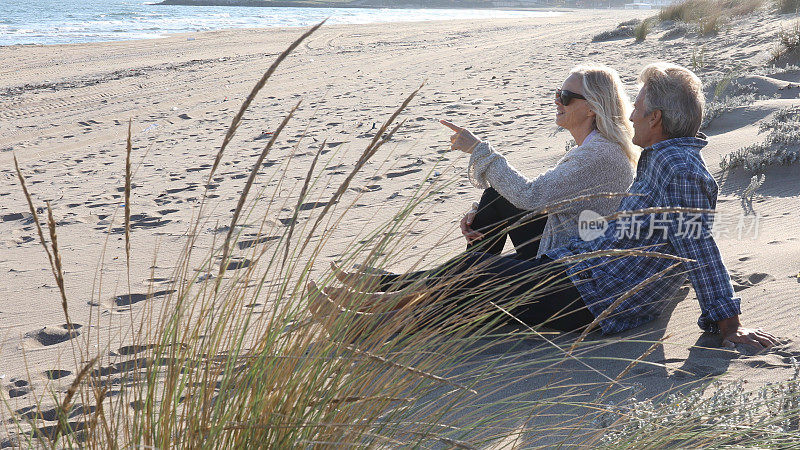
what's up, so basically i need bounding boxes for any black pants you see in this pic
[467,187,547,260]
[375,189,594,332]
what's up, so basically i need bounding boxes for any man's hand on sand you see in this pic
[460,203,484,244]
[440,119,481,153]
[718,315,781,353]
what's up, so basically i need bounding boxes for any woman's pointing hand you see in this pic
[440,119,481,154]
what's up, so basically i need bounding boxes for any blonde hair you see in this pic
[569,64,639,166]
[638,62,704,138]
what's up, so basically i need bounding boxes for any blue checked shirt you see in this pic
[546,135,741,335]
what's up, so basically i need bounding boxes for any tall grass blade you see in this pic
[13,155,56,277]
[125,119,132,267]
[282,139,325,268]
[52,356,98,442]
[217,100,300,280]
[297,83,423,259]
[45,201,72,331]
[206,20,326,184]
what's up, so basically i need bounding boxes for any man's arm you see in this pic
[665,172,779,350]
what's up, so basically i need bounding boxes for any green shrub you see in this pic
[598,367,800,447]
[780,20,800,52]
[720,106,800,171]
[634,20,652,42]
[771,21,800,61]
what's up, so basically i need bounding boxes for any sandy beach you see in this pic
[2,7,800,445]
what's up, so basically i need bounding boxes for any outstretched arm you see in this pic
[440,119,617,213]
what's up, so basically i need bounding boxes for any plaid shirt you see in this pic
[546,135,741,335]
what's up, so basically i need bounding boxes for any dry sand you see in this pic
[1,8,800,444]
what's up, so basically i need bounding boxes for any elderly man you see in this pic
[312,62,779,351]
[543,62,779,350]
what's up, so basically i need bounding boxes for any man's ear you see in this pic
[649,109,662,131]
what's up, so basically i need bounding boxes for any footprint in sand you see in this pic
[107,213,172,233]
[117,344,156,356]
[397,160,425,170]
[17,404,90,421]
[186,164,211,173]
[24,323,82,346]
[225,258,251,270]
[90,289,175,308]
[386,168,422,179]
[7,378,32,398]
[298,200,333,211]
[30,420,87,441]
[93,356,157,377]
[278,217,297,226]
[1,212,26,222]
[43,369,72,380]
[730,271,775,292]
[237,235,279,250]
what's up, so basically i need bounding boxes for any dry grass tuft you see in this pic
[634,19,652,42]
[658,0,763,35]
[772,20,800,61]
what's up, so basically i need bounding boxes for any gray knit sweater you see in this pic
[468,133,635,257]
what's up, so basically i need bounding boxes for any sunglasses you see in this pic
[556,88,586,106]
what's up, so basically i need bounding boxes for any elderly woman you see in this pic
[452,64,638,260]
[310,64,638,333]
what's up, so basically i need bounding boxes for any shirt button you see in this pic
[577,271,590,280]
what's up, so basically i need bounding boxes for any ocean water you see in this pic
[0,0,560,46]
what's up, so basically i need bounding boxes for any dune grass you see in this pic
[3,21,800,449]
[594,0,762,43]
[634,19,652,42]
[657,0,763,35]
[772,20,800,61]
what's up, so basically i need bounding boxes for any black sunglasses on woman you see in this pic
[556,88,586,106]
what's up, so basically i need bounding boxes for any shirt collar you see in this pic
[644,133,708,153]
[582,129,600,146]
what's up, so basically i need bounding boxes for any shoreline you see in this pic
[0,12,568,50]
[0,6,568,48]
[155,0,553,8]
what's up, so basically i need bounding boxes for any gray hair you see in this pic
[638,63,704,138]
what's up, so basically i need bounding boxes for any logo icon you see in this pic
[578,209,608,241]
